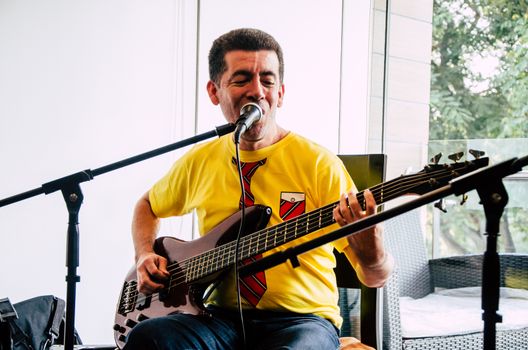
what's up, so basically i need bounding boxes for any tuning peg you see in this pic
[430,153,442,165]
[468,149,485,159]
[448,152,464,162]
[434,199,447,213]
[460,193,468,205]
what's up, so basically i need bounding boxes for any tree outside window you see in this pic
[427,0,528,257]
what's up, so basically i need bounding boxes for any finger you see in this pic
[137,268,165,294]
[341,192,357,220]
[363,189,377,215]
[137,254,169,293]
[155,256,170,277]
[333,204,348,226]
[146,256,170,280]
[346,191,362,217]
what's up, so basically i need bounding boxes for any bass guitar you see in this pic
[113,153,489,348]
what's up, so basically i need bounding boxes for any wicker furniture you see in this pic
[382,208,528,350]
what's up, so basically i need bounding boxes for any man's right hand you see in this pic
[136,252,170,294]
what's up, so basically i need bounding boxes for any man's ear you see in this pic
[207,80,220,105]
[277,83,285,108]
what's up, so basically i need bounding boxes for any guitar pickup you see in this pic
[136,294,151,311]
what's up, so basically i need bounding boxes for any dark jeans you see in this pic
[123,308,340,350]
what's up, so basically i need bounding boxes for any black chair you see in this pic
[335,154,387,350]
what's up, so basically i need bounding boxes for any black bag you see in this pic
[2,295,81,350]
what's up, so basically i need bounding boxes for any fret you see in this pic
[222,245,230,266]
[306,215,312,232]
[211,249,219,273]
[239,239,247,260]
[245,237,253,258]
[194,258,200,280]
[197,254,206,276]
[305,216,310,233]
[204,252,212,274]
[184,261,192,282]
[247,235,255,257]
[249,235,257,257]
[229,244,235,264]
[294,219,298,238]
[185,259,196,282]
[279,225,287,244]
[192,259,199,280]
[227,244,235,266]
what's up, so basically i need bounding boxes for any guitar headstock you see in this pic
[408,150,489,197]
[357,150,489,209]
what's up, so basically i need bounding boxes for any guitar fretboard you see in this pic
[177,159,486,283]
[181,174,408,282]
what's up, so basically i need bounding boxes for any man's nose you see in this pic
[246,78,265,101]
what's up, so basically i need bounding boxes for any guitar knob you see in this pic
[137,313,150,322]
[113,324,126,333]
[125,319,138,328]
[118,335,127,343]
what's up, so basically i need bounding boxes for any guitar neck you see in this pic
[178,158,488,282]
[181,174,416,282]
[227,173,413,260]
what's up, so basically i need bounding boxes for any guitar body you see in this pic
[113,205,272,348]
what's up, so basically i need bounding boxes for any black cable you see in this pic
[233,142,248,349]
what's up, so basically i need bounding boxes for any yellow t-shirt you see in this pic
[149,132,355,328]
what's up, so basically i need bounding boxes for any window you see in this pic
[427,0,528,257]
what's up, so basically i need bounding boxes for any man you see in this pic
[124,28,393,350]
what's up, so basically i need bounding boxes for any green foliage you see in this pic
[429,0,528,140]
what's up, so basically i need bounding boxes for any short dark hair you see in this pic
[208,28,284,84]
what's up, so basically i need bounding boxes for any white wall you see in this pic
[0,0,375,344]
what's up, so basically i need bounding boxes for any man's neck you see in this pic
[238,126,289,151]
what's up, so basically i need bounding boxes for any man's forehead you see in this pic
[224,50,279,72]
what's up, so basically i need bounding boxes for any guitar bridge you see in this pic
[117,280,138,316]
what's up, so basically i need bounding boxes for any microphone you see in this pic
[233,102,263,143]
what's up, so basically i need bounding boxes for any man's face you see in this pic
[207,50,284,143]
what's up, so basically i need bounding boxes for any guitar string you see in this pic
[120,166,464,309]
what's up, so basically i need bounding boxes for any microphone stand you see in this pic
[0,123,236,350]
[240,155,528,350]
